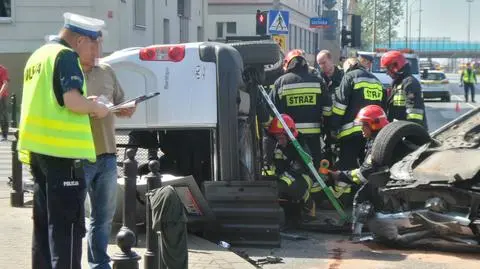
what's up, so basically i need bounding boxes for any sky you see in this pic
[394,0,480,42]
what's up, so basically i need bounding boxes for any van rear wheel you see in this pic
[229,41,280,65]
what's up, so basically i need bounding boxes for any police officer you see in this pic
[358,53,374,72]
[271,49,332,167]
[460,62,477,102]
[330,58,386,170]
[268,114,316,225]
[380,50,428,129]
[18,13,109,269]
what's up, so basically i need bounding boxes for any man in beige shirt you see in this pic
[82,43,135,269]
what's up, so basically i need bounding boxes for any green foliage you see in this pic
[355,0,405,50]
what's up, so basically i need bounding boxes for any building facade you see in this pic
[207,0,324,62]
[0,0,208,98]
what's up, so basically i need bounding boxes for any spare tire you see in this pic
[371,121,431,166]
[264,53,284,86]
[229,41,280,65]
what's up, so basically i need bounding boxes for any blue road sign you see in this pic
[310,17,330,28]
[268,10,289,35]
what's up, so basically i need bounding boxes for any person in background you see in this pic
[0,64,9,141]
[460,62,477,103]
[18,12,109,269]
[81,38,136,268]
[358,53,374,72]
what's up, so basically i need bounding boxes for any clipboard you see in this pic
[109,91,160,111]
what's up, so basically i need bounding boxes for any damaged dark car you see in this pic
[353,107,480,252]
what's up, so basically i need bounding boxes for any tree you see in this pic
[355,0,405,50]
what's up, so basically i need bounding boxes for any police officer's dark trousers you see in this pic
[31,153,86,269]
[337,133,366,170]
[464,82,476,102]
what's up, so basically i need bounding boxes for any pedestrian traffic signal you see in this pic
[256,10,268,35]
[341,26,351,47]
[351,15,362,48]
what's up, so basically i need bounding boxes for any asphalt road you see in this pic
[424,73,479,132]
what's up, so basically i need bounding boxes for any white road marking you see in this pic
[451,94,478,109]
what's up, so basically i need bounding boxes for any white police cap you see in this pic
[63,12,105,40]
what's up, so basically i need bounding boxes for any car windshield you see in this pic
[372,56,419,74]
[422,72,446,80]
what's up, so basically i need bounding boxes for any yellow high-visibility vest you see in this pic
[18,43,96,164]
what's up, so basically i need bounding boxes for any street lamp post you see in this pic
[467,0,474,43]
[418,0,422,51]
[405,0,408,48]
[408,0,419,48]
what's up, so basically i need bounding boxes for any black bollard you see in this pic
[123,148,138,235]
[144,160,162,269]
[10,94,17,128]
[112,148,141,268]
[111,227,141,269]
[10,130,23,207]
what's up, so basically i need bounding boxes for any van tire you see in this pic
[264,57,284,86]
[229,41,280,65]
[371,121,431,166]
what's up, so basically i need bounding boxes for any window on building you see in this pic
[226,22,236,34]
[289,24,293,50]
[177,0,191,18]
[0,0,11,18]
[313,33,318,53]
[216,22,223,38]
[197,26,204,41]
[134,0,146,28]
[299,28,303,50]
[163,18,170,43]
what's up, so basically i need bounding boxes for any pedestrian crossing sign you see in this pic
[268,10,289,35]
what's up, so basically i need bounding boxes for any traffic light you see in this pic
[351,15,362,48]
[256,10,268,35]
[341,26,351,47]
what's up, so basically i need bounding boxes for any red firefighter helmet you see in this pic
[355,105,389,131]
[380,50,407,74]
[268,114,298,137]
[283,49,306,71]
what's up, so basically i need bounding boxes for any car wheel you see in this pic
[264,54,284,86]
[229,40,280,66]
[371,121,431,167]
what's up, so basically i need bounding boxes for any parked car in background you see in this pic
[420,70,451,102]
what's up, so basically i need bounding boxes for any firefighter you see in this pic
[270,49,332,167]
[268,114,316,225]
[330,57,386,171]
[329,105,389,195]
[328,105,390,236]
[381,50,428,129]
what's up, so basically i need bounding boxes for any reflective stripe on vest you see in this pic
[337,121,362,139]
[406,108,424,120]
[332,101,347,116]
[463,70,475,83]
[18,43,96,164]
[393,90,406,106]
[295,122,321,134]
[278,82,321,107]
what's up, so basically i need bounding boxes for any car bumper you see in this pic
[422,86,450,99]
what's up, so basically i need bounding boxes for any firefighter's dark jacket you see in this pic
[339,137,376,185]
[321,66,344,96]
[387,64,427,128]
[331,65,386,139]
[273,134,313,186]
[271,68,332,135]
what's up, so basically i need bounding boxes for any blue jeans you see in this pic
[84,154,118,269]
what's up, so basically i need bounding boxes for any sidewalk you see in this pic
[0,139,255,269]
